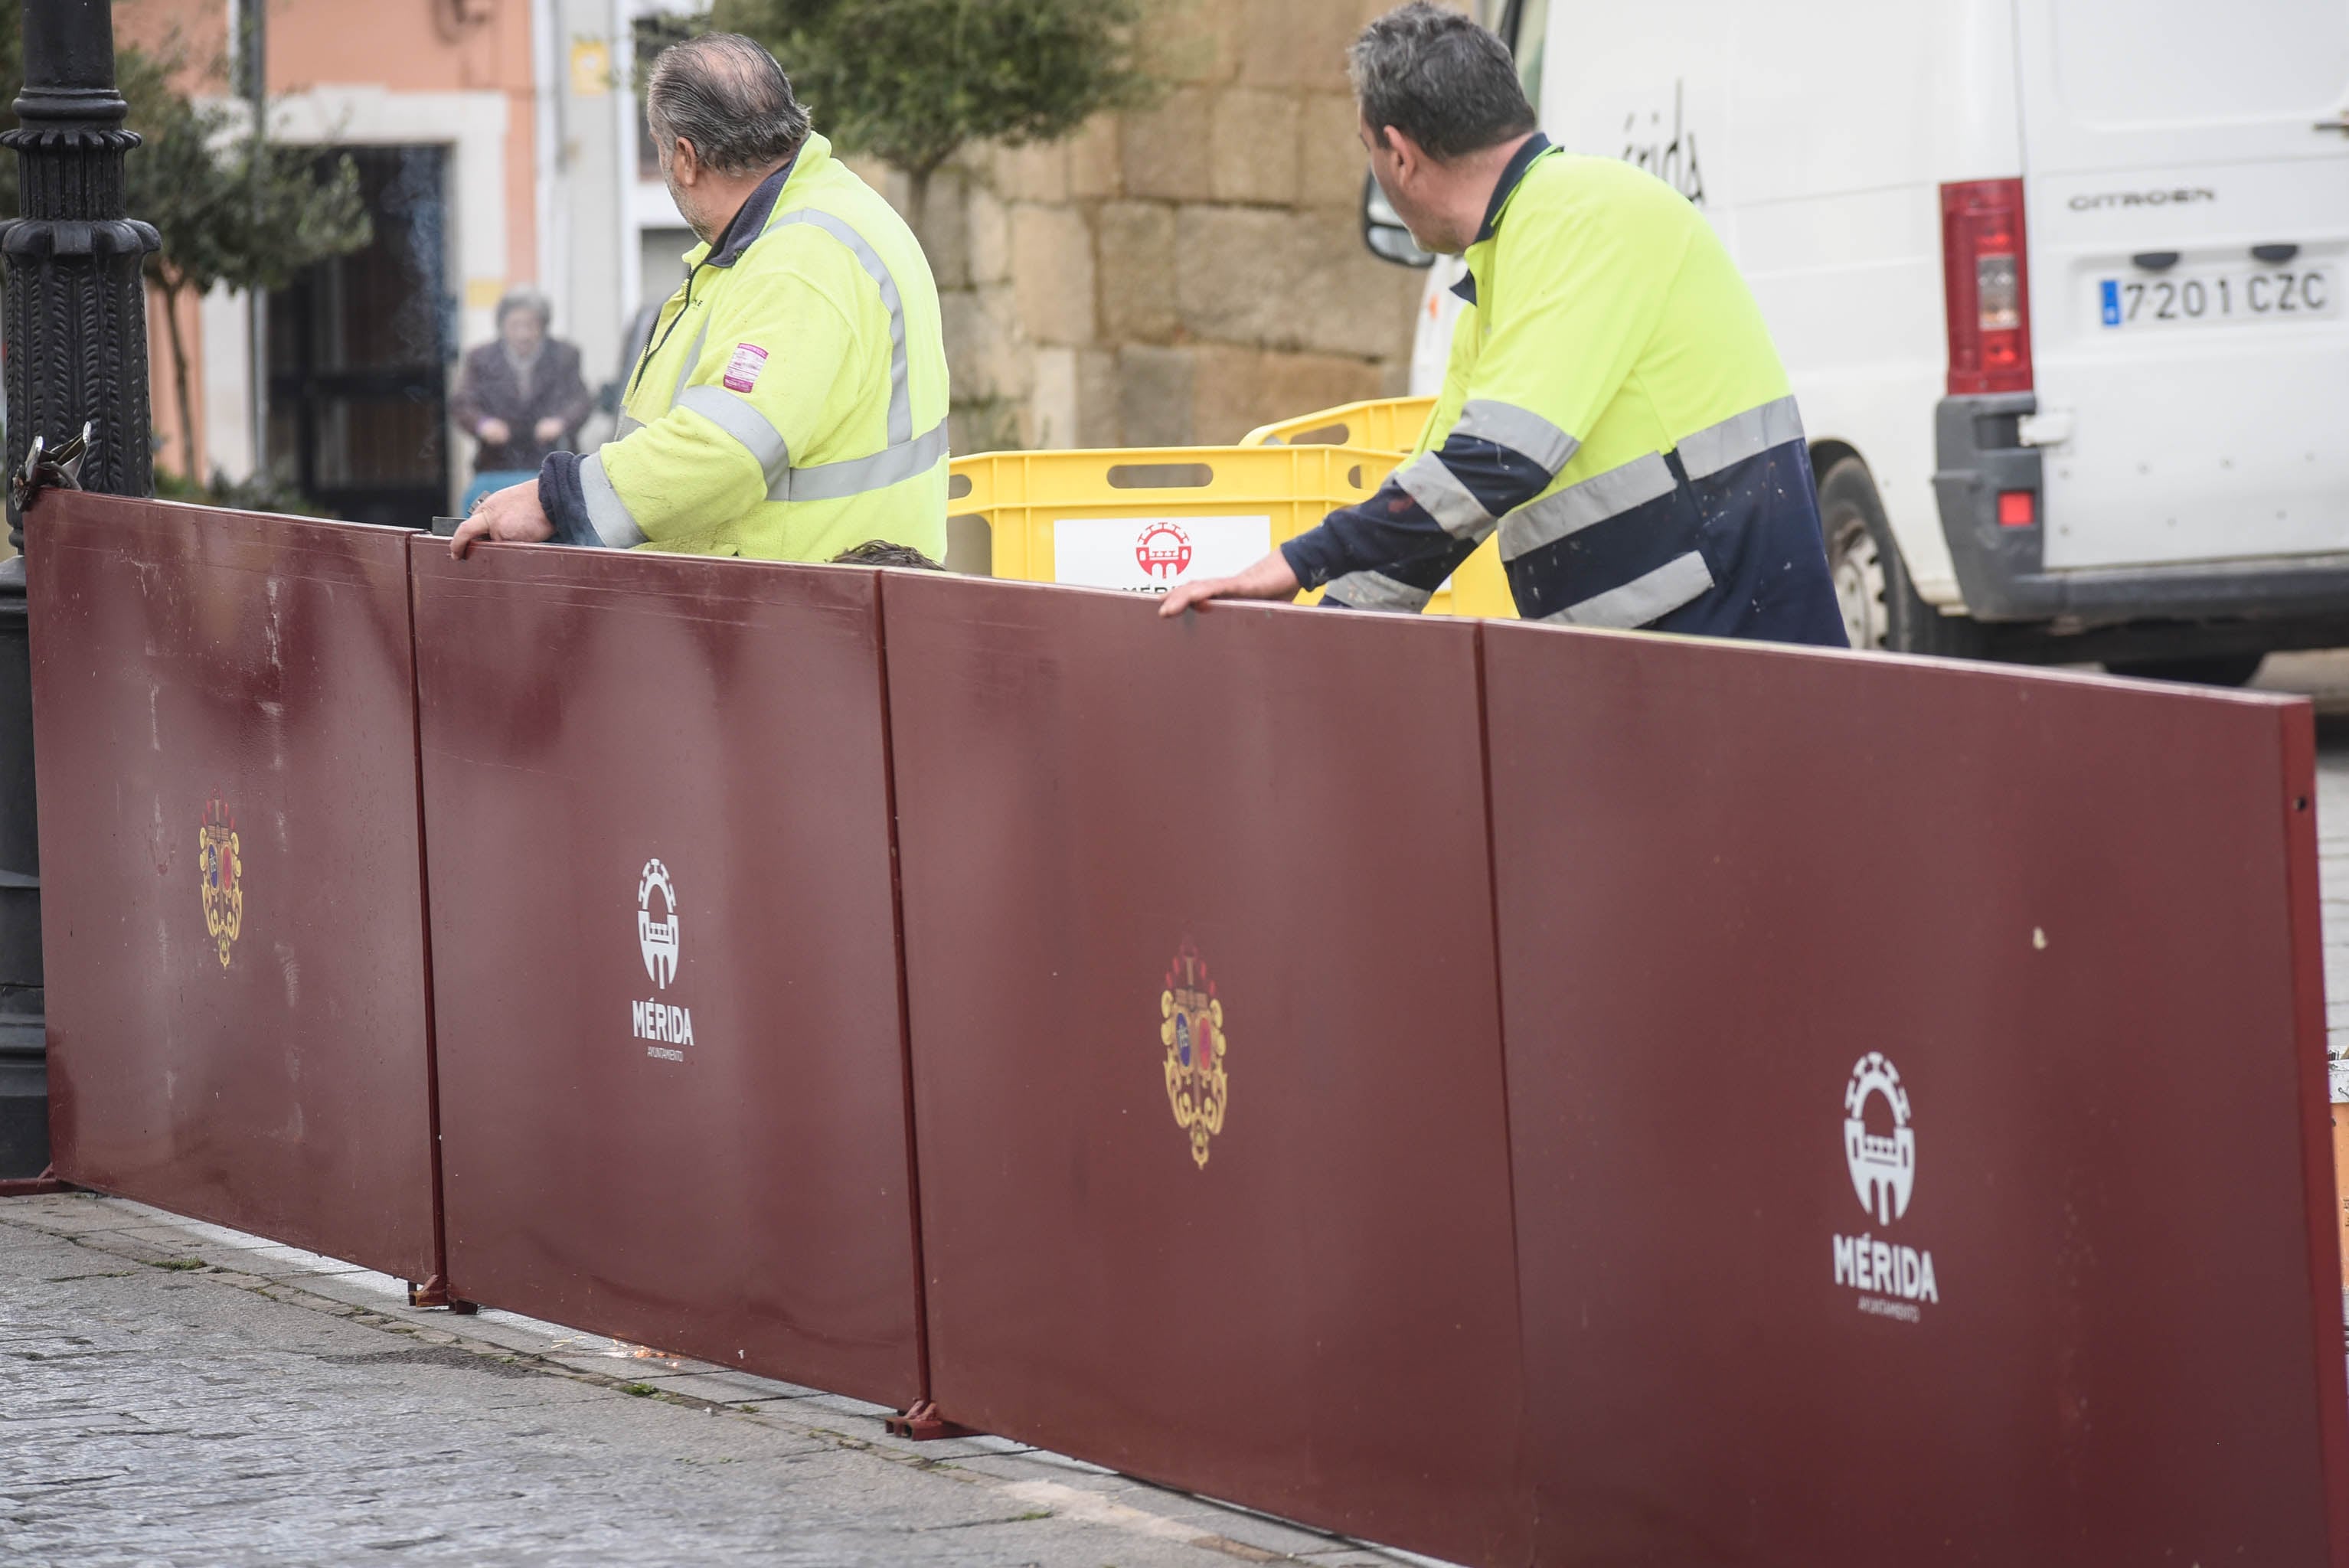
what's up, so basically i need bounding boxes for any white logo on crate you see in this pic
[633,859,691,1063]
[1829,1053,1938,1321]
[1053,515,1271,596]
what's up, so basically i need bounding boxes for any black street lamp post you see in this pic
[0,0,157,1178]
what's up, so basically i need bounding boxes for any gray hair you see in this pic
[495,286,550,330]
[645,33,809,177]
[831,540,946,570]
[1348,3,1535,162]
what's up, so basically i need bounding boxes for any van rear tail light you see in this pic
[1942,178,2034,396]
[1997,490,2036,528]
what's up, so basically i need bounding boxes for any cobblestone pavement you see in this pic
[0,1195,1441,1568]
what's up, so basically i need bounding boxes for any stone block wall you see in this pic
[867,0,1443,461]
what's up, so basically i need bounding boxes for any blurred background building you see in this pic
[117,0,1442,524]
[911,0,1430,457]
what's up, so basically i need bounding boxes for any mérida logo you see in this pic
[1832,1053,1939,1321]
[632,858,691,1063]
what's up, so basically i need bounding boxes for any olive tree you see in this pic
[128,95,371,489]
[709,0,1154,230]
[0,21,371,487]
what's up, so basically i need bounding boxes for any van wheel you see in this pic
[1818,457,1989,658]
[2103,653,2267,688]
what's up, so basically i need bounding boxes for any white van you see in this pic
[1366,0,2349,681]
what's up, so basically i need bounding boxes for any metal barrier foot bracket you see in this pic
[405,1276,479,1314]
[885,1401,975,1441]
[0,1165,73,1197]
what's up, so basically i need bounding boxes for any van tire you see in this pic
[2102,653,2267,688]
[1817,456,1989,659]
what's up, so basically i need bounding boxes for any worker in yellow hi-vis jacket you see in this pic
[452,33,949,565]
[1164,4,1842,647]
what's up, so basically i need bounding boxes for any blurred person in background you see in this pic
[452,288,593,515]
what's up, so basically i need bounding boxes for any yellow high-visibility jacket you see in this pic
[1287,136,1843,645]
[543,133,949,564]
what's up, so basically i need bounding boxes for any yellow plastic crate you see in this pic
[1239,396,1438,455]
[1237,397,1518,622]
[1445,541,1516,619]
[949,445,1400,603]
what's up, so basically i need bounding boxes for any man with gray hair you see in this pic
[453,32,950,565]
[1165,2,1843,647]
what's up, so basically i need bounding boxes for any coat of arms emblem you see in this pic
[198,795,243,969]
[1159,941,1228,1168]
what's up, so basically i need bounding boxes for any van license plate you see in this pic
[2098,268,2334,328]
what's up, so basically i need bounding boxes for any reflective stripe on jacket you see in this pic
[547,133,949,564]
[1287,136,1844,647]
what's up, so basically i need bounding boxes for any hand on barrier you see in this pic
[1158,550,1301,618]
[450,479,555,559]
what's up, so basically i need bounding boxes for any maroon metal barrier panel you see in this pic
[884,577,1530,1568]
[410,540,923,1410]
[1484,626,2349,1566]
[28,494,439,1280]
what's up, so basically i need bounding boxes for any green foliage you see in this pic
[0,13,374,479]
[131,60,372,485]
[129,93,373,302]
[711,0,1154,183]
[0,15,373,294]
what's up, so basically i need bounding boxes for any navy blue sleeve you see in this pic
[1281,479,1439,590]
[1316,531,1481,613]
[1279,432,1553,590]
[537,452,601,547]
